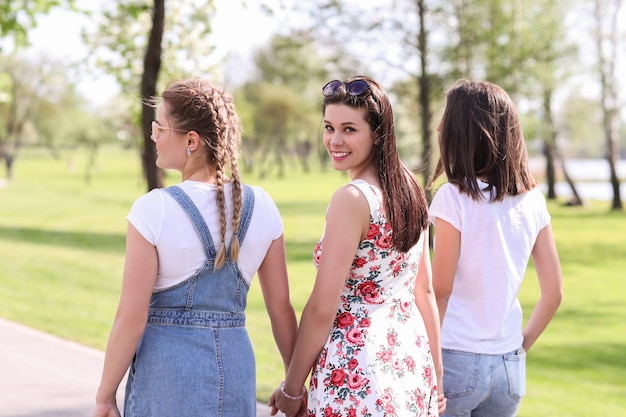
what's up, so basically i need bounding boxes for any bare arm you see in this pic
[413,229,444,393]
[257,234,298,374]
[431,218,460,325]
[94,224,158,416]
[270,186,367,417]
[523,224,563,351]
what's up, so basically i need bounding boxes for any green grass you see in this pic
[1,145,625,415]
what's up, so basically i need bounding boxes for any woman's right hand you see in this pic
[93,402,121,417]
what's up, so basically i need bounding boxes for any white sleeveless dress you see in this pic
[308,180,438,417]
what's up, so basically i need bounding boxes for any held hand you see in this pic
[93,402,121,417]
[268,388,280,416]
[295,395,308,417]
[437,393,447,416]
[272,383,307,417]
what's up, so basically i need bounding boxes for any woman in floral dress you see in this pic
[269,76,445,417]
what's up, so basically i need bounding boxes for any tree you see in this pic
[0,0,75,177]
[238,33,328,177]
[592,0,623,210]
[0,0,74,50]
[442,0,585,203]
[83,0,217,190]
[288,1,448,197]
[0,55,73,179]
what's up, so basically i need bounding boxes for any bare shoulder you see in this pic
[329,183,368,212]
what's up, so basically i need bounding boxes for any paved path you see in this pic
[0,318,281,417]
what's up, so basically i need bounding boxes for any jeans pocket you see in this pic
[442,349,480,399]
[504,348,526,401]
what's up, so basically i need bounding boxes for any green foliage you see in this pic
[0,0,73,49]
[81,0,218,95]
[0,146,625,415]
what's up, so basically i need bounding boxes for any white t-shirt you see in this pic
[127,180,283,290]
[429,181,550,354]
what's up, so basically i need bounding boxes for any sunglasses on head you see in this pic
[322,79,370,97]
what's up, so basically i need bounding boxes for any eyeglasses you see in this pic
[151,121,188,142]
[322,79,370,97]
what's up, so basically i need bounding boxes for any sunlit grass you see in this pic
[1,145,625,415]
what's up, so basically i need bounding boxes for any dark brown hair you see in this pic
[429,80,537,201]
[323,75,428,252]
[161,78,243,269]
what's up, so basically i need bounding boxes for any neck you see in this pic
[182,165,216,183]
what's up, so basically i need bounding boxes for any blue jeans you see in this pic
[442,348,526,417]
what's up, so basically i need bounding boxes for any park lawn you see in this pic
[0,145,624,416]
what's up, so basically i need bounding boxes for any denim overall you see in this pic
[124,185,257,417]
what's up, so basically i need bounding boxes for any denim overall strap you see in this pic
[164,184,256,260]
[164,185,216,259]
[231,185,255,255]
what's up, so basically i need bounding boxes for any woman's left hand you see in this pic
[269,386,307,417]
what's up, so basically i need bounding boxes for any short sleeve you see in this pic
[126,189,166,245]
[429,183,462,231]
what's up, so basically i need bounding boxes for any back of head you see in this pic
[161,78,244,269]
[162,78,242,167]
[434,80,536,201]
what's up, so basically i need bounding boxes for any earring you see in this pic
[186,147,192,156]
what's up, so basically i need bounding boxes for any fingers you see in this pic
[437,393,447,415]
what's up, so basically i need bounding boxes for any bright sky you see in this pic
[24,0,286,106]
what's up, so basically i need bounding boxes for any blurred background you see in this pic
[0,0,624,207]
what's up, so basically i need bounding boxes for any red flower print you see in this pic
[347,373,365,389]
[387,333,397,346]
[314,242,322,265]
[385,404,395,414]
[357,281,382,304]
[366,223,380,240]
[352,257,367,268]
[360,317,371,327]
[399,300,411,314]
[417,395,425,410]
[392,260,403,276]
[348,358,359,369]
[346,328,365,346]
[376,233,392,250]
[330,368,346,386]
[357,281,377,296]
[378,349,393,362]
[423,366,433,384]
[337,312,355,329]
[406,355,415,372]
[348,408,357,417]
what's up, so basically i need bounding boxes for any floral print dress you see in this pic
[308,180,438,417]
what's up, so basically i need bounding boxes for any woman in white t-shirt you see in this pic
[94,78,298,417]
[428,80,563,417]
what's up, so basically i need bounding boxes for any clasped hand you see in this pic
[268,385,307,417]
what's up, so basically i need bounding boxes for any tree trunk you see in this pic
[594,0,623,210]
[417,0,433,201]
[141,0,165,191]
[559,155,583,206]
[542,88,557,199]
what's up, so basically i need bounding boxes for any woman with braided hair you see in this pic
[94,78,298,417]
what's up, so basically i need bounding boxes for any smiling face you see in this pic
[323,103,376,179]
